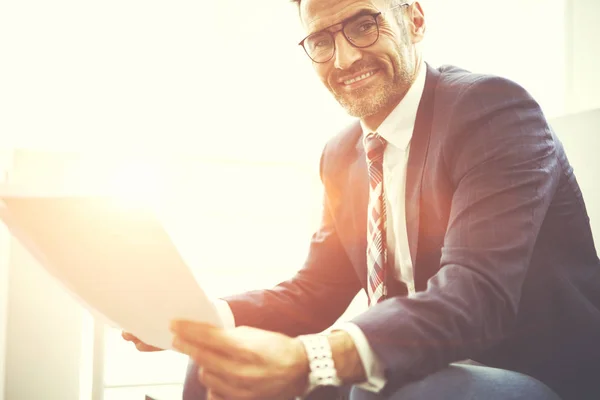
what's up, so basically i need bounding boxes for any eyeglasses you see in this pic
[298,3,410,63]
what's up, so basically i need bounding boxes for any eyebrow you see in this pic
[307,8,378,36]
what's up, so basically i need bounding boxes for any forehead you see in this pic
[300,0,386,33]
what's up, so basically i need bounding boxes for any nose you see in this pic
[333,33,362,70]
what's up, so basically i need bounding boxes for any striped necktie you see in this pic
[365,132,388,305]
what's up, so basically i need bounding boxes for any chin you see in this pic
[338,90,388,117]
[340,100,386,118]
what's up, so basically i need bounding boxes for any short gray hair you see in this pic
[290,1,407,16]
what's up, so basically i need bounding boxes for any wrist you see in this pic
[296,334,342,396]
[327,330,367,384]
[291,338,311,396]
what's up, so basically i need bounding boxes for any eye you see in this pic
[314,39,329,48]
[308,34,332,50]
[357,21,377,33]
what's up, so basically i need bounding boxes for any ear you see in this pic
[407,1,426,44]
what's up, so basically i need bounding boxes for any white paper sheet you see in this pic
[0,186,222,350]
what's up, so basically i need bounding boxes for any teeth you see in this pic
[344,71,375,85]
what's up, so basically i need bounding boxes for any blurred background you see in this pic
[0,0,599,399]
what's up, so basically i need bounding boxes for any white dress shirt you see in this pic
[214,62,427,392]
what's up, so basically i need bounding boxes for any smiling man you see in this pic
[126,1,600,399]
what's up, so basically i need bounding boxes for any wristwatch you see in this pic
[297,334,342,397]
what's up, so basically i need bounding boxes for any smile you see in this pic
[343,70,377,86]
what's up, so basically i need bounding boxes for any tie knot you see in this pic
[365,133,387,162]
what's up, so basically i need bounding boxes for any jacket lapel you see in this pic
[406,64,440,291]
[348,128,369,274]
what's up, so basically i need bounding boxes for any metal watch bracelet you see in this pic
[297,334,342,397]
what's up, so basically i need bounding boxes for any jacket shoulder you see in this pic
[324,120,362,156]
[319,121,362,177]
[435,64,536,104]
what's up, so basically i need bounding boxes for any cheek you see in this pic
[370,41,402,71]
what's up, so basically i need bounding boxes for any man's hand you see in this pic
[121,332,164,352]
[170,320,309,400]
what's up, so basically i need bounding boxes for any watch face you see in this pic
[307,386,345,400]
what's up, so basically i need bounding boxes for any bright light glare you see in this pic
[108,160,167,212]
[65,155,170,213]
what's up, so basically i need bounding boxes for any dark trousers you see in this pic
[183,359,560,400]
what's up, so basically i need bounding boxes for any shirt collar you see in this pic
[361,62,427,151]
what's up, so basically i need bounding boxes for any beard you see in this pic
[331,55,413,118]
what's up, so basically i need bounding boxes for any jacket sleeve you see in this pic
[351,76,561,390]
[222,145,362,336]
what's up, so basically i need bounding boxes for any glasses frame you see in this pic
[298,2,411,63]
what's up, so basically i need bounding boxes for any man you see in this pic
[124,0,600,399]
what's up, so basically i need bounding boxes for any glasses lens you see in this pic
[304,31,334,62]
[345,15,379,47]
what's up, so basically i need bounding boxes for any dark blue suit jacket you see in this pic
[217,64,600,399]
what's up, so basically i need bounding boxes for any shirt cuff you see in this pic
[333,322,386,393]
[213,299,236,328]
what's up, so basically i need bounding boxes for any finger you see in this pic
[207,390,226,400]
[172,338,238,375]
[135,342,161,352]
[201,369,249,400]
[170,320,236,354]
[135,342,149,351]
[122,332,137,341]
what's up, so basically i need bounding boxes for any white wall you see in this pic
[0,151,14,400]
[0,228,8,400]
[3,151,85,400]
[5,243,84,400]
[425,0,567,118]
[566,0,600,113]
[550,109,600,243]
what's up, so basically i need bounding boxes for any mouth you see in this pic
[338,70,379,90]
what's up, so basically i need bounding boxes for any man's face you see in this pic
[300,0,418,118]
